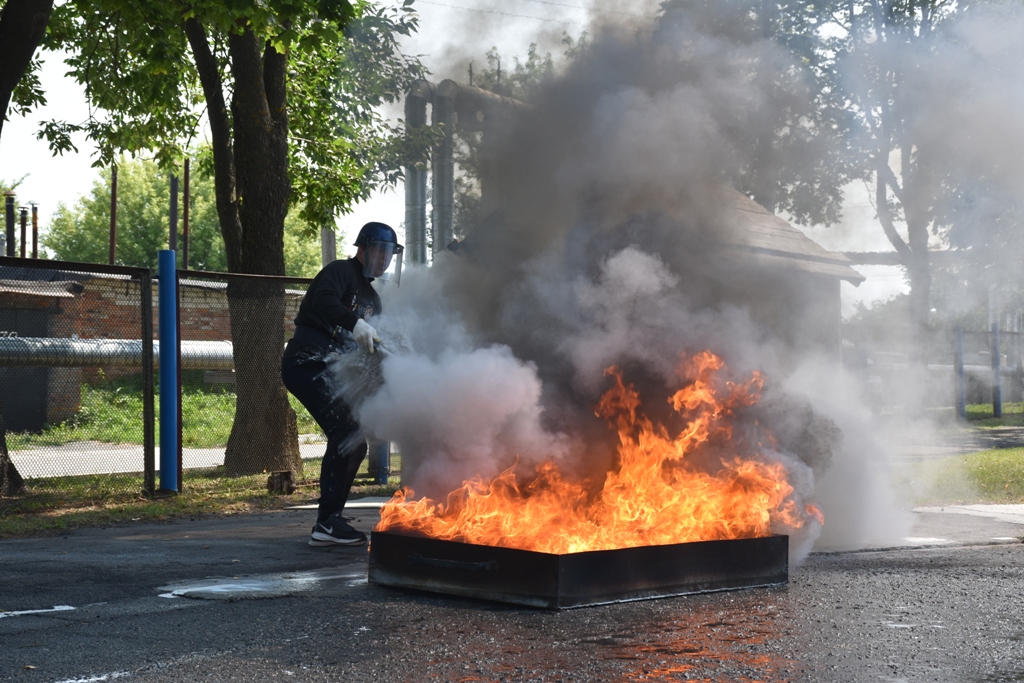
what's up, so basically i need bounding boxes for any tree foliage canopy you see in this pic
[42,155,321,276]
[40,0,428,232]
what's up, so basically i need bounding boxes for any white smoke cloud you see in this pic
[357,343,570,499]
[781,357,914,551]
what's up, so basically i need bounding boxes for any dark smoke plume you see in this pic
[334,3,952,558]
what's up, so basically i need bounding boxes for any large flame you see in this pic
[376,350,821,553]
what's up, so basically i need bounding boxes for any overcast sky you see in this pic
[0,0,905,312]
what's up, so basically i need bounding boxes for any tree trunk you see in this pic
[220,30,300,475]
[0,405,25,496]
[905,216,932,361]
[0,0,53,140]
[224,279,300,475]
[184,20,300,475]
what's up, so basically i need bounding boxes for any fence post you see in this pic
[141,269,156,496]
[992,322,1002,418]
[955,326,966,421]
[158,250,179,493]
[369,440,390,485]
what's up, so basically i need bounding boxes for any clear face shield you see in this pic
[362,239,404,285]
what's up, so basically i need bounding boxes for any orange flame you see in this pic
[376,351,820,553]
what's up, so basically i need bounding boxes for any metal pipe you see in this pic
[5,193,15,257]
[169,175,179,253]
[158,250,178,493]
[182,159,190,270]
[0,337,235,369]
[955,326,966,421]
[141,269,156,497]
[175,267,182,490]
[31,204,38,259]
[431,80,456,256]
[404,81,431,265]
[109,166,118,265]
[18,207,27,258]
[992,322,1002,418]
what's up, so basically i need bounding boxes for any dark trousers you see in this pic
[281,349,366,523]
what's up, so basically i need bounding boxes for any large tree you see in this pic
[42,0,429,475]
[831,1,961,346]
[0,0,52,141]
[658,0,860,225]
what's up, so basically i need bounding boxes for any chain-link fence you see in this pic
[174,269,320,482]
[0,256,155,511]
[842,324,1024,413]
[1,255,400,516]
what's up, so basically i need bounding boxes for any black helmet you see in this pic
[354,222,403,252]
[355,221,404,285]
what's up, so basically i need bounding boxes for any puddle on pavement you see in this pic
[407,595,799,682]
[158,567,366,600]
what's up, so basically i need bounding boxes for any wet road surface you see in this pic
[3,504,1024,683]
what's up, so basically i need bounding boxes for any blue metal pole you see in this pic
[372,441,390,485]
[158,250,179,493]
[955,326,966,421]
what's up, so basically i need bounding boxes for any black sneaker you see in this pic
[309,514,367,547]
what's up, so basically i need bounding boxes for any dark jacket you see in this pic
[285,257,381,356]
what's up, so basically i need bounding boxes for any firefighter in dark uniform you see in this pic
[281,222,403,546]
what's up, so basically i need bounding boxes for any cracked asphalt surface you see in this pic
[4,503,1024,683]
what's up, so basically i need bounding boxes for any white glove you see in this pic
[352,318,380,353]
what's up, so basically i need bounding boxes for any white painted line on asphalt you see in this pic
[903,537,953,545]
[49,672,131,683]
[157,567,367,600]
[288,496,391,510]
[0,605,75,619]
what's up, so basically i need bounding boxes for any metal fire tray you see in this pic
[368,531,788,610]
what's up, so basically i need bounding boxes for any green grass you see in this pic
[0,374,393,537]
[0,455,402,538]
[964,401,1024,428]
[898,447,1024,505]
[6,376,319,450]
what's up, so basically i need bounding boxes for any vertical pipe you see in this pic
[404,82,430,265]
[109,166,118,265]
[31,204,38,259]
[5,193,15,257]
[141,269,156,496]
[372,440,390,485]
[158,250,179,493]
[431,81,456,257]
[955,326,966,421]
[175,268,182,491]
[182,159,190,270]
[992,322,1002,418]
[169,175,179,253]
[18,208,27,258]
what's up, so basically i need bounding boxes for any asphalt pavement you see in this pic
[4,497,1024,683]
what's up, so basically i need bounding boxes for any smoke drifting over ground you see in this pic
[333,2,1024,557]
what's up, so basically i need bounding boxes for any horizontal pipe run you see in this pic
[0,337,234,370]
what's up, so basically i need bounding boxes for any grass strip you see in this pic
[900,447,1024,505]
[0,457,400,538]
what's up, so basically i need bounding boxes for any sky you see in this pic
[0,0,908,314]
